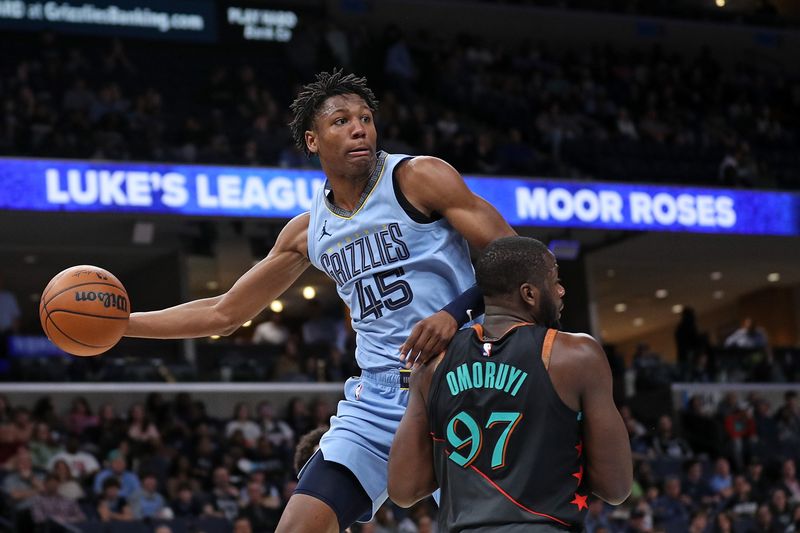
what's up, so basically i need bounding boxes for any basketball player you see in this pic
[388,236,632,532]
[124,70,515,532]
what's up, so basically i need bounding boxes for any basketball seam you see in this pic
[42,281,125,309]
[40,304,50,338]
[41,271,67,303]
[44,315,113,349]
[47,309,129,320]
[42,300,115,349]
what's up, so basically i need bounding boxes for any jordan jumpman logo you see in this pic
[319,220,332,241]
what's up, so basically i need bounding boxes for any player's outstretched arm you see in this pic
[397,157,516,366]
[125,213,311,339]
[388,359,440,507]
[570,335,632,505]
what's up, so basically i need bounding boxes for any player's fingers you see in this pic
[406,329,434,368]
[400,324,424,361]
[420,326,451,362]
[412,334,440,368]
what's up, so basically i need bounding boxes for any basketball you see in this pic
[39,265,130,357]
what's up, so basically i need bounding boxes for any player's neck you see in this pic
[322,159,377,212]
[481,306,536,339]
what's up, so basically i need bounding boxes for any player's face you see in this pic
[538,254,565,329]
[306,94,377,177]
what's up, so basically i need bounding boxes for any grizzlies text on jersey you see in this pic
[307,151,476,372]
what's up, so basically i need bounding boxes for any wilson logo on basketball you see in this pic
[74,291,129,311]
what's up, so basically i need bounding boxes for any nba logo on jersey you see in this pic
[355,382,364,400]
[482,342,492,357]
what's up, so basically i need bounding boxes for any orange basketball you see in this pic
[39,265,130,357]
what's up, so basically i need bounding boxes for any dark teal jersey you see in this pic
[428,324,588,532]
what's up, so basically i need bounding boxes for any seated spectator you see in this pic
[234,516,254,533]
[30,473,85,525]
[8,407,34,446]
[129,471,169,520]
[47,435,99,481]
[246,437,285,477]
[239,471,280,508]
[85,403,127,458]
[621,507,651,533]
[2,447,44,515]
[724,475,758,520]
[256,401,295,454]
[285,397,311,437]
[308,398,334,430]
[65,396,98,436]
[652,477,691,532]
[167,454,201,500]
[0,421,23,468]
[92,449,141,499]
[777,459,800,503]
[650,415,693,459]
[746,458,769,503]
[688,511,709,533]
[769,488,792,531]
[190,435,218,490]
[710,457,734,497]
[238,477,281,533]
[127,403,160,448]
[226,403,262,448]
[713,511,735,533]
[28,422,61,470]
[752,503,781,533]
[96,477,133,522]
[51,459,85,501]
[631,460,659,500]
[206,466,240,521]
[171,482,205,518]
[683,460,716,508]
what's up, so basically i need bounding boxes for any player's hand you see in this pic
[400,311,457,368]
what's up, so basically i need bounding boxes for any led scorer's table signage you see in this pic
[0,158,797,236]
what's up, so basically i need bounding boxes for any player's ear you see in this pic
[519,283,538,308]
[305,130,318,154]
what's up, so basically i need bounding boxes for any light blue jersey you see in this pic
[307,151,475,373]
[303,151,474,520]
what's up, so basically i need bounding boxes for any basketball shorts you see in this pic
[299,369,408,521]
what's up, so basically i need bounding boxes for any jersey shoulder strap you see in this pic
[541,328,558,370]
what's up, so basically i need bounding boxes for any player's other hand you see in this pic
[400,311,457,368]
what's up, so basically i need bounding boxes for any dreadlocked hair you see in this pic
[289,69,379,157]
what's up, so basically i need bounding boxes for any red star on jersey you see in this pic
[572,465,583,485]
[575,441,583,457]
[570,493,588,511]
